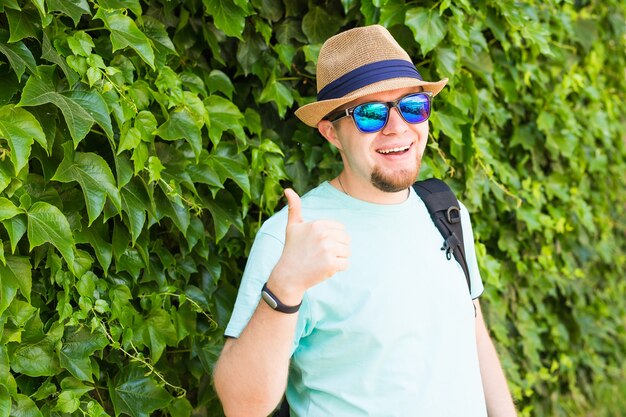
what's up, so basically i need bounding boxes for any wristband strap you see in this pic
[261,283,301,314]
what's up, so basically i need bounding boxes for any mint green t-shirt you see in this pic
[225,182,488,417]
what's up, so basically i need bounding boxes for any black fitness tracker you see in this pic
[261,283,301,314]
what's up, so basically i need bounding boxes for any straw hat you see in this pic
[295,25,448,127]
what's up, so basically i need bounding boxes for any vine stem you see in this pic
[98,320,187,397]
[476,156,523,208]
[159,178,203,214]
[138,291,218,328]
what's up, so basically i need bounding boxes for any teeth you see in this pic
[378,145,410,154]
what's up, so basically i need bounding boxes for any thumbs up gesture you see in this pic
[267,189,351,304]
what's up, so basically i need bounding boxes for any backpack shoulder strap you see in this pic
[412,178,471,294]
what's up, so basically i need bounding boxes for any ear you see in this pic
[317,120,343,150]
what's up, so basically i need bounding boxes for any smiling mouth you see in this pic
[377,144,411,155]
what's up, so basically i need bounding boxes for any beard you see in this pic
[370,159,421,193]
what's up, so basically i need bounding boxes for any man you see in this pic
[214,25,517,417]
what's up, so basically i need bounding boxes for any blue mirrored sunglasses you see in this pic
[326,92,433,134]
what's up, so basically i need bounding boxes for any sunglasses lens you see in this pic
[353,103,388,133]
[399,94,431,124]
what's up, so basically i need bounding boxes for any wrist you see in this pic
[266,265,305,307]
[261,283,302,314]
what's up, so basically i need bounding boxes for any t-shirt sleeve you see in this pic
[459,201,485,299]
[224,230,285,338]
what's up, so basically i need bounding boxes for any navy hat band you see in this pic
[317,59,422,101]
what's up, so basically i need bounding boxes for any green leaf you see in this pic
[29,0,49,27]
[0,0,20,12]
[51,378,93,413]
[65,89,114,139]
[9,394,43,417]
[180,71,207,97]
[121,177,151,244]
[202,0,247,39]
[435,47,458,78]
[462,48,494,89]
[26,201,75,271]
[0,30,37,79]
[59,326,108,382]
[301,6,343,44]
[380,0,407,28]
[137,309,178,363]
[274,44,297,71]
[141,16,177,68]
[2,214,27,253]
[251,0,283,22]
[54,391,80,414]
[134,110,158,141]
[52,143,122,224]
[147,155,165,184]
[206,70,234,99]
[75,222,113,272]
[168,397,192,417]
[0,159,13,193]
[41,32,79,86]
[9,324,62,377]
[95,8,155,70]
[275,19,306,44]
[67,31,95,57]
[85,401,109,417]
[18,66,97,146]
[108,365,172,417]
[155,109,202,161]
[0,386,9,417]
[31,379,59,401]
[5,8,39,42]
[204,95,245,146]
[187,162,223,189]
[98,0,142,16]
[0,273,17,317]
[431,110,465,144]
[0,255,31,304]
[47,0,91,26]
[114,152,134,189]
[206,154,250,196]
[202,190,243,242]
[154,186,190,235]
[0,105,46,174]
[0,197,22,221]
[118,127,142,154]
[8,299,37,327]
[155,66,181,96]
[405,8,447,54]
[258,79,294,118]
[235,31,267,77]
[0,67,20,106]
[132,142,149,175]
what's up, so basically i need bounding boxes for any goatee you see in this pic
[370,161,421,193]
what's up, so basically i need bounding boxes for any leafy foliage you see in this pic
[0,0,624,416]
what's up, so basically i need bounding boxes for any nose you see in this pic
[381,107,408,135]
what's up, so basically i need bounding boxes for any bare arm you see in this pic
[213,189,350,417]
[474,300,517,417]
[213,284,300,417]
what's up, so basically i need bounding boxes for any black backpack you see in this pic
[412,178,471,293]
[272,178,470,417]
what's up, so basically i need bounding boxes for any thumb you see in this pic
[284,188,303,225]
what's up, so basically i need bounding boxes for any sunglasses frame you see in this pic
[325,92,433,134]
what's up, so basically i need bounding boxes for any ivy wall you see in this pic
[0,0,625,416]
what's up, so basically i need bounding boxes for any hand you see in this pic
[267,188,351,304]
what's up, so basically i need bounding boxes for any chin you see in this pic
[371,165,420,193]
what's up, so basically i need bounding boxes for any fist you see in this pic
[267,188,351,304]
